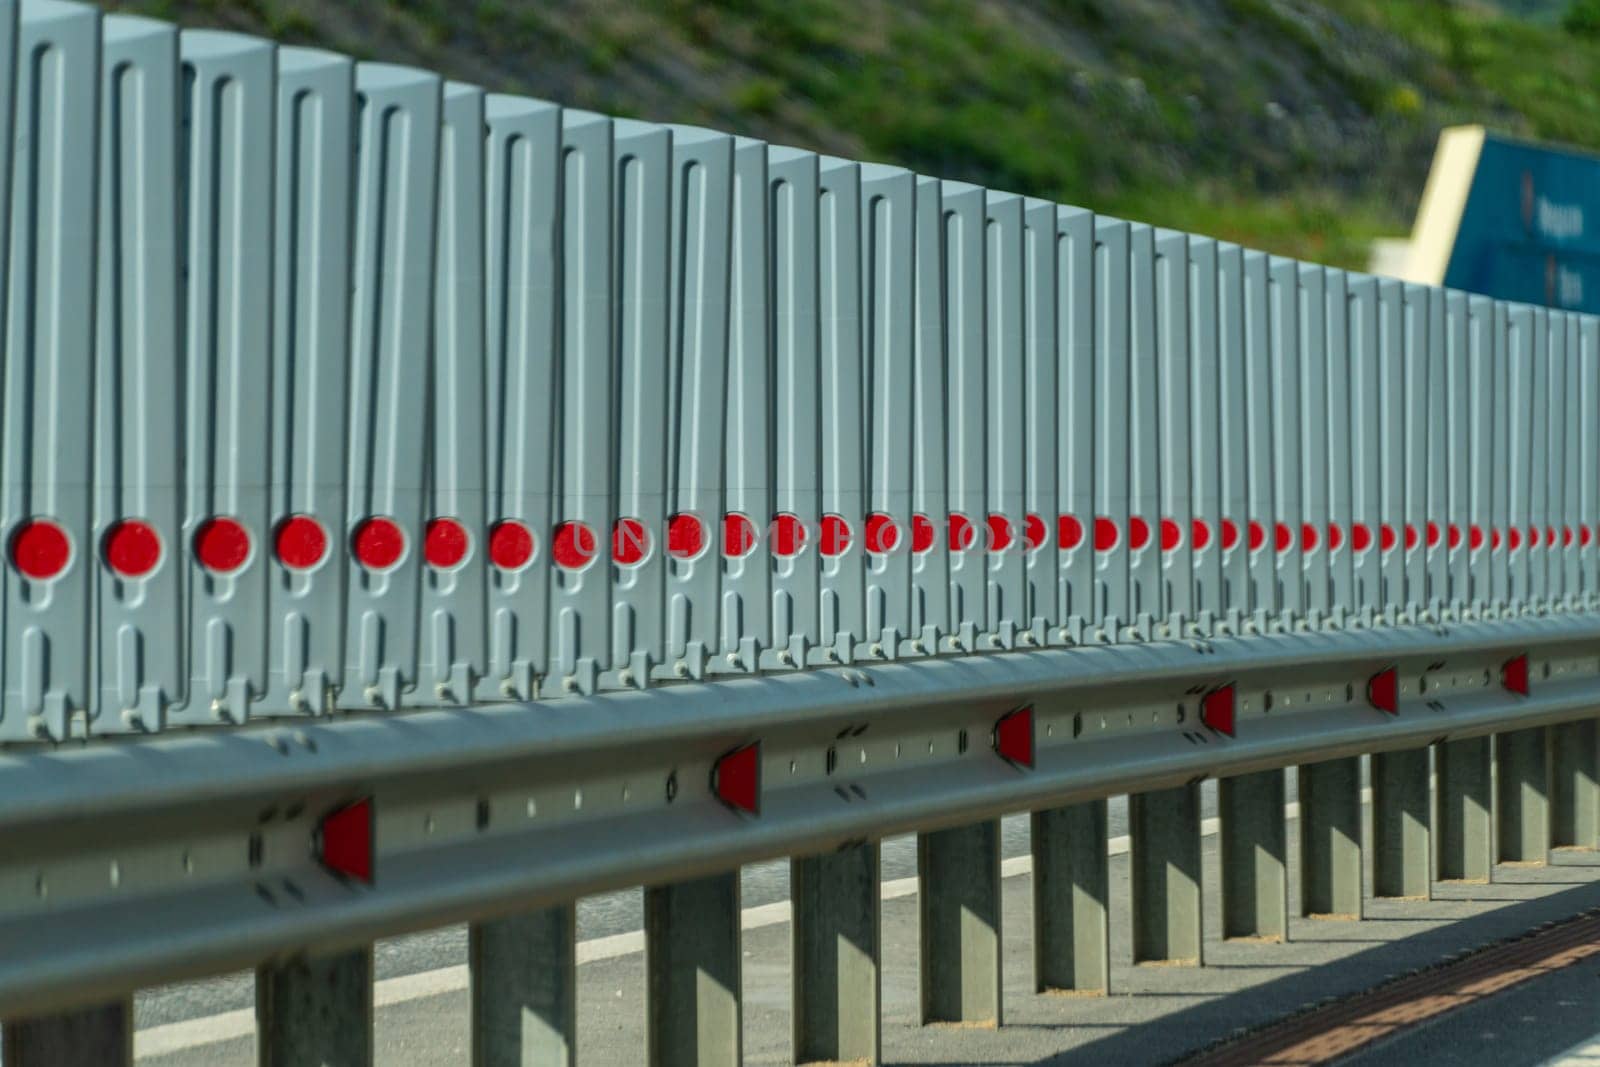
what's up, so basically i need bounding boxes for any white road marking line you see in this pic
[1540,1034,1600,1066]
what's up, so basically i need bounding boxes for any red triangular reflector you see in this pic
[995,705,1034,768]
[1502,654,1530,696]
[1202,685,1236,737]
[1367,666,1399,715]
[713,742,760,814]
[318,798,374,884]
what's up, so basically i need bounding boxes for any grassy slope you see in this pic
[100,0,1600,268]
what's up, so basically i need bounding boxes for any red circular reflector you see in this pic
[195,517,251,574]
[986,514,1014,552]
[1301,523,1318,553]
[613,517,650,565]
[1221,519,1241,551]
[1584,526,1595,548]
[425,518,470,569]
[275,515,328,570]
[353,517,406,571]
[1058,514,1084,550]
[1469,525,1485,552]
[1274,522,1292,553]
[667,514,705,559]
[489,520,535,570]
[1128,516,1151,551]
[1024,514,1047,551]
[1352,523,1373,553]
[1248,521,1266,553]
[1548,526,1557,547]
[104,520,161,578]
[1493,527,1504,551]
[1328,523,1344,551]
[1161,518,1181,552]
[1426,521,1441,549]
[550,521,596,570]
[1527,526,1539,548]
[772,513,806,557]
[820,515,852,557]
[912,514,936,554]
[865,512,899,554]
[1192,519,1213,550]
[1380,524,1398,553]
[949,513,976,552]
[1509,527,1522,551]
[1094,517,1119,552]
[1564,526,1574,547]
[1404,524,1419,552]
[1447,523,1462,551]
[722,513,757,557]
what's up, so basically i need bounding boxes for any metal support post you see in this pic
[471,904,577,1066]
[1219,770,1288,940]
[1298,757,1363,918]
[257,947,374,1067]
[1031,800,1111,994]
[792,843,880,1065]
[1497,727,1551,864]
[645,872,741,1067]
[1371,748,1431,898]
[1551,719,1600,850]
[2,999,131,1066]
[1129,784,1203,965]
[1436,737,1493,881]
[918,820,1002,1026]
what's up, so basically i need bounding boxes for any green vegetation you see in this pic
[96,0,1600,269]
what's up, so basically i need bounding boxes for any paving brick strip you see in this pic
[1179,908,1600,1066]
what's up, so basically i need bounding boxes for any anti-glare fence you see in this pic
[1,0,1598,748]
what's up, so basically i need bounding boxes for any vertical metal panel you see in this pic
[761,146,820,670]
[93,14,180,735]
[1241,251,1276,632]
[658,124,724,685]
[173,29,273,728]
[1506,305,1536,610]
[717,136,770,670]
[1527,307,1550,610]
[1020,198,1057,648]
[1155,228,1193,634]
[1443,291,1471,616]
[265,46,352,718]
[1216,244,1250,633]
[419,82,487,705]
[339,63,440,711]
[1126,224,1160,640]
[984,191,1025,650]
[909,177,949,655]
[943,181,987,652]
[478,93,559,702]
[1544,310,1567,612]
[1581,316,1600,605]
[1490,302,1511,611]
[1267,256,1303,627]
[1561,314,1582,607]
[1347,274,1382,625]
[1188,238,1223,632]
[816,157,864,665]
[545,109,614,695]
[862,164,915,657]
[1324,268,1355,625]
[1377,279,1406,622]
[1092,218,1130,640]
[608,118,669,689]
[2,0,97,742]
[1468,297,1496,613]
[1298,264,1330,626]
[1424,287,1449,618]
[1054,206,1094,644]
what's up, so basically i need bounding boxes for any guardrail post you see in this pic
[1129,784,1203,965]
[1219,770,1288,940]
[792,843,880,1065]
[471,904,577,1066]
[257,947,374,1067]
[1436,737,1493,881]
[918,820,1002,1025]
[1551,719,1599,851]
[1031,800,1110,994]
[1371,749,1431,898]
[2,999,131,1066]
[646,872,741,1067]
[1298,757,1363,918]
[1497,728,1552,864]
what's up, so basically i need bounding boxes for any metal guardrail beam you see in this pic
[2,614,1599,1017]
